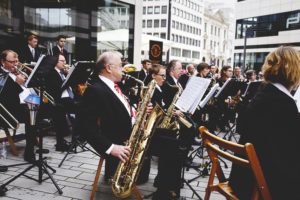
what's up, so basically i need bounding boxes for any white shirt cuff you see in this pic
[105,144,114,155]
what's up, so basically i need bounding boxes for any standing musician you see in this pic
[0,50,36,162]
[20,34,41,64]
[230,46,300,199]
[52,35,69,62]
[45,55,75,151]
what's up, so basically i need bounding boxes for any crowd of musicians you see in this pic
[1,33,300,200]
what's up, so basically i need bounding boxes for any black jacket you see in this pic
[20,45,41,64]
[52,46,68,61]
[78,77,132,156]
[230,83,300,199]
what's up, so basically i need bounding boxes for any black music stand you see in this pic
[0,55,63,195]
[58,61,99,168]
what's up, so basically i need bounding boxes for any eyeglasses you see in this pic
[5,60,18,64]
[109,63,122,68]
[59,60,66,63]
[157,74,166,78]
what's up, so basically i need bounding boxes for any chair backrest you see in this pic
[199,126,272,200]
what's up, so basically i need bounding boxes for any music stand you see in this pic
[58,61,99,168]
[0,55,63,195]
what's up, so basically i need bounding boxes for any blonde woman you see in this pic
[230,46,300,199]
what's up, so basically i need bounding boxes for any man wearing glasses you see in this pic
[0,50,36,163]
[45,55,75,151]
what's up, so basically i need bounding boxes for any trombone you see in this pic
[14,63,55,105]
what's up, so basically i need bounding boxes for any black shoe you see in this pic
[24,150,36,163]
[0,186,7,197]
[55,141,70,152]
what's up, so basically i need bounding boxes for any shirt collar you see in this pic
[156,84,162,92]
[1,66,9,73]
[54,67,61,73]
[171,76,178,85]
[99,75,115,90]
[28,45,34,51]
[272,83,296,102]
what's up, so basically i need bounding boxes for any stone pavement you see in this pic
[0,125,231,200]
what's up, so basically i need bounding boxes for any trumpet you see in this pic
[14,63,55,105]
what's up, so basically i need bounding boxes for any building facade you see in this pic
[202,5,233,68]
[0,0,142,65]
[142,0,204,65]
[234,0,300,72]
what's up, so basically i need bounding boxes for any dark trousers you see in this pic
[51,98,75,145]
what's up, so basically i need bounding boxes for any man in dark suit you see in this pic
[45,55,74,151]
[20,34,41,64]
[0,50,35,162]
[52,35,68,63]
[78,51,132,179]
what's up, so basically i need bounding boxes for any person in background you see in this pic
[233,66,245,80]
[196,62,210,78]
[20,34,41,64]
[52,35,68,62]
[245,69,257,82]
[230,46,300,199]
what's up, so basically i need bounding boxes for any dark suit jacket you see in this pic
[52,46,68,61]
[0,67,26,123]
[230,83,300,199]
[78,77,132,156]
[45,69,65,103]
[20,45,41,64]
[161,75,179,107]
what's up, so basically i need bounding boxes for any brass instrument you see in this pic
[112,79,164,198]
[0,103,19,130]
[14,63,55,105]
[122,73,144,98]
[157,83,192,130]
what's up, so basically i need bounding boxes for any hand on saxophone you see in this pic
[15,74,27,85]
[172,109,184,117]
[111,145,131,163]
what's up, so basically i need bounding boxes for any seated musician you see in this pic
[230,46,300,199]
[0,50,36,162]
[78,52,185,200]
[196,62,210,78]
[45,55,75,151]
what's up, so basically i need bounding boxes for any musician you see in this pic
[20,34,41,64]
[245,69,257,82]
[216,65,233,87]
[186,64,196,76]
[52,35,68,62]
[0,50,35,162]
[230,46,300,199]
[196,62,210,78]
[45,55,74,151]
[148,64,186,200]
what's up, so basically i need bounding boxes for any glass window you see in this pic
[182,49,191,58]
[162,6,167,14]
[161,19,167,27]
[154,6,160,14]
[142,20,146,28]
[171,47,181,56]
[153,32,159,37]
[160,32,166,39]
[172,20,175,28]
[147,6,153,14]
[143,7,146,14]
[192,51,200,59]
[147,20,152,28]
[154,19,159,28]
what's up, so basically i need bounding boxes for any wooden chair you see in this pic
[199,126,272,200]
[90,157,142,200]
[1,128,18,156]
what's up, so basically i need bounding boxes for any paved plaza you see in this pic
[0,125,229,200]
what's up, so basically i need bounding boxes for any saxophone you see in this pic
[158,83,192,130]
[112,79,164,198]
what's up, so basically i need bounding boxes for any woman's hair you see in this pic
[220,65,231,77]
[196,62,209,73]
[262,46,300,89]
[150,64,166,75]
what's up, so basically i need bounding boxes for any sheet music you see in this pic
[294,86,300,113]
[199,83,219,108]
[25,54,46,88]
[214,78,231,98]
[61,63,75,89]
[175,77,211,114]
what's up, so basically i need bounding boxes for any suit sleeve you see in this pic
[77,86,112,156]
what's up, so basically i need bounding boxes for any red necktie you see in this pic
[60,48,64,55]
[114,83,136,118]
